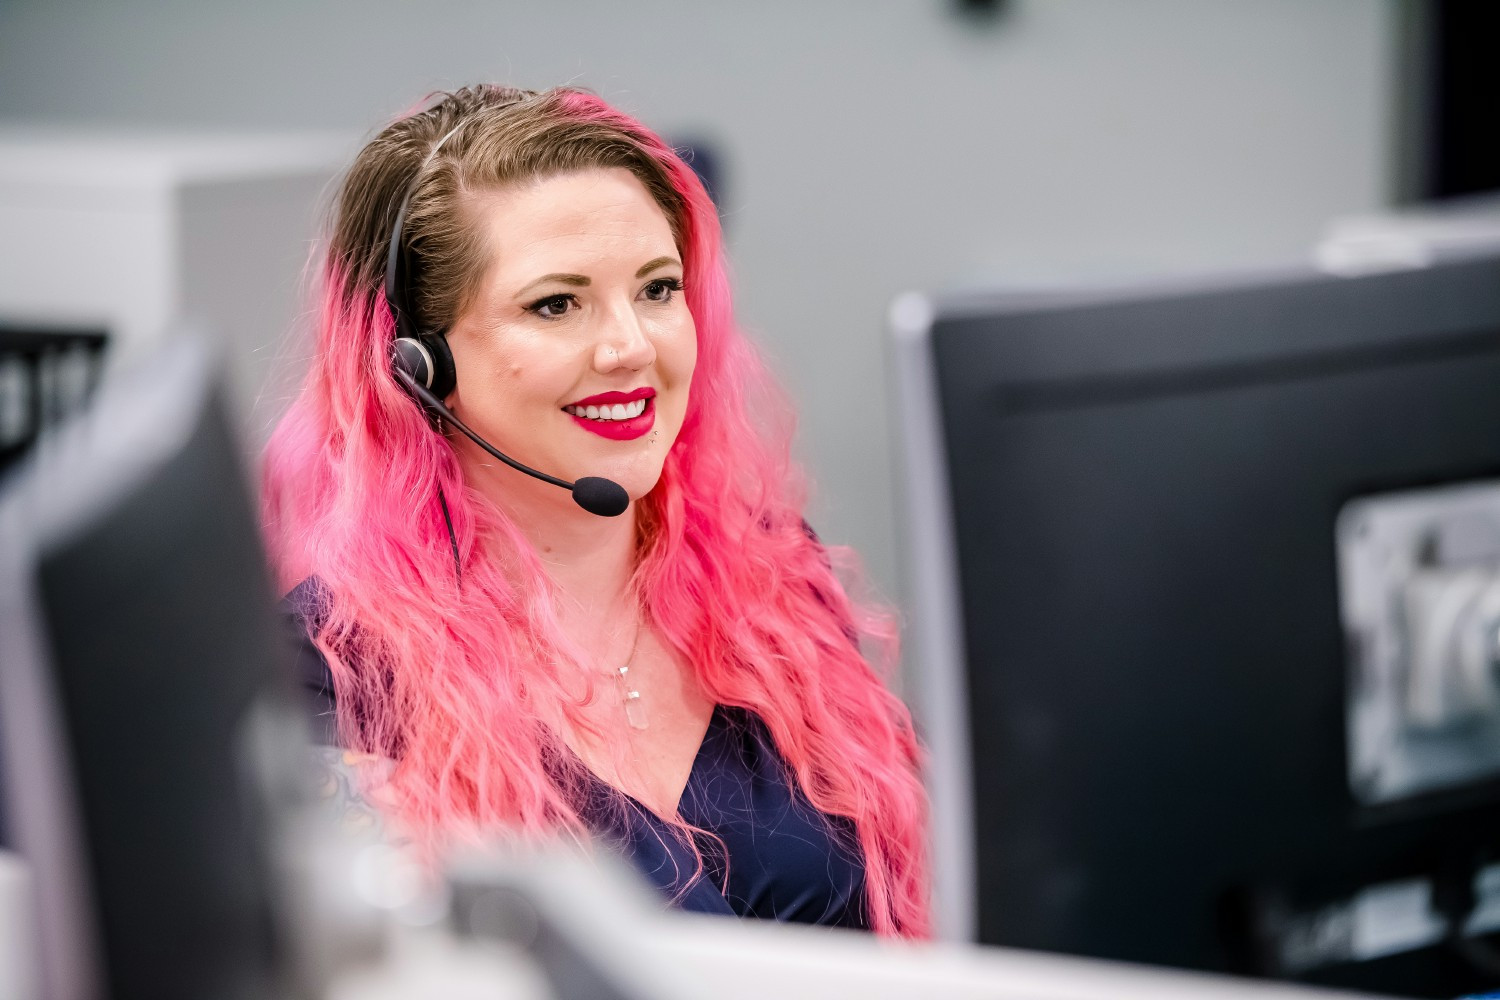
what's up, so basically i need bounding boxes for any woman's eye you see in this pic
[642,277,683,303]
[529,294,576,319]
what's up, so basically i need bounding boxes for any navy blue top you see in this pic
[280,579,868,929]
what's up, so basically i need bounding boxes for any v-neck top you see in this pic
[595,704,867,927]
[281,579,869,930]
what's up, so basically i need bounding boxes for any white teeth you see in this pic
[567,398,649,421]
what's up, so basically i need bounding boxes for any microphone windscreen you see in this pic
[572,477,630,517]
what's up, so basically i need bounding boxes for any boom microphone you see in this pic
[393,368,630,518]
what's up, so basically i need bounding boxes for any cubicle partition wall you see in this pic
[0,130,342,457]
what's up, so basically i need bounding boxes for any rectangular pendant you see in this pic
[624,690,649,730]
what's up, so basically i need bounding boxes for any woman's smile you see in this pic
[564,388,656,440]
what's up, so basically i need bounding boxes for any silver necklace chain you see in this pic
[610,613,648,730]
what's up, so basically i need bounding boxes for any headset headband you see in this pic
[383,120,467,340]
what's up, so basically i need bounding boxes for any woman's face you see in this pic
[443,167,696,508]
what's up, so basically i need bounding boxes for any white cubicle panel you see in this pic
[645,917,1404,1000]
[339,846,1410,1000]
[0,129,348,452]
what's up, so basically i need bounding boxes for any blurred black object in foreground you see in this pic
[0,336,289,1000]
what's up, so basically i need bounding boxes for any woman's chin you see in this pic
[605,466,666,504]
[567,415,681,504]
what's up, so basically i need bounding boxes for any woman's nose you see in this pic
[593,306,655,372]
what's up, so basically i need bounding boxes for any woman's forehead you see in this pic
[469,168,677,279]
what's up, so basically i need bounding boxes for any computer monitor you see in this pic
[891,242,1500,997]
[0,337,290,1000]
[0,324,108,475]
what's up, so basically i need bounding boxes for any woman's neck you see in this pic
[530,509,639,618]
[478,466,640,619]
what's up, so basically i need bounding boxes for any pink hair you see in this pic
[262,89,930,936]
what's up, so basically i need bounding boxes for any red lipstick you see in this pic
[565,387,655,407]
[563,387,656,441]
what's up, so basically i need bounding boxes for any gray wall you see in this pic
[0,0,1399,603]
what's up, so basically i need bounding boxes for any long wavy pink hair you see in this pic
[262,86,930,936]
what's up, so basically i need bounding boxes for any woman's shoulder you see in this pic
[279,576,339,744]
[283,576,331,628]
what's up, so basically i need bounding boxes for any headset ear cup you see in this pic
[392,336,434,394]
[392,334,457,400]
[423,334,457,399]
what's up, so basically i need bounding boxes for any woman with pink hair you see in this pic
[264,85,930,936]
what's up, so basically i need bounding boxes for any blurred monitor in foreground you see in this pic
[0,336,288,1000]
[891,240,1500,998]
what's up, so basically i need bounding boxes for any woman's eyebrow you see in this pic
[635,256,681,278]
[516,273,590,297]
